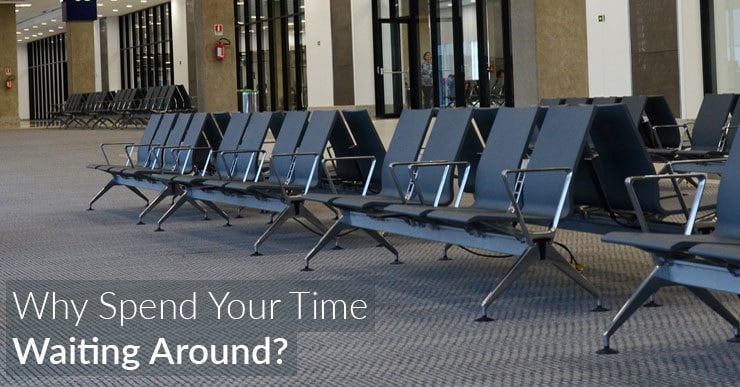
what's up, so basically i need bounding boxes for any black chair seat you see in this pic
[331,195,404,211]
[602,231,740,252]
[303,192,344,205]
[425,207,531,225]
[688,243,740,266]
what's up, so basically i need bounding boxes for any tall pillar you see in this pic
[188,0,237,112]
[534,0,589,100]
[0,5,20,128]
[66,21,96,94]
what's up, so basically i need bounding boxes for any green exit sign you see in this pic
[598,14,605,22]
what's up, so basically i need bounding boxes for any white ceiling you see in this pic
[13,0,169,44]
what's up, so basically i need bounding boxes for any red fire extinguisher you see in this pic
[5,74,14,89]
[216,38,231,61]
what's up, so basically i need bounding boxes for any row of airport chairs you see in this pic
[543,94,740,159]
[50,84,193,129]
[86,104,740,355]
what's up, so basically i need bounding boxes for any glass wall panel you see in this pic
[28,34,67,120]
[712,0,740,92]
[120,3,174,89]
[235,0,305,111]
[437,0,456,107]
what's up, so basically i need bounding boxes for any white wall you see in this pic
[351,0,374,107]
[16,44,29,120]
[677,0,704,119]
[171,0,189,89]
[305,1,334,108]
[585,0,632,97]
[106,17,121,91]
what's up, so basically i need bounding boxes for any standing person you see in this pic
[420,51,433,108]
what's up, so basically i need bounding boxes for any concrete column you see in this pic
[629,0,681,115]
[534,0,589,100]
[188,0,237,112]
[0,5,20,127]
[66,21,96,94]
[331,0,355,106]
[510,0,539,106]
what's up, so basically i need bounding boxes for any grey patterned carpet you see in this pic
[0,128,738,386]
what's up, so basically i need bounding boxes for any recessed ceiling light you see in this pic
[15,9,18,12]
[49,29,54,32]
[41,22,47,26]
[32,25,38,29]
[58,26,63,29]
[97,14,103,17]
[17,39,22,42]
[23,28,29,31]
[24,37,29,40]
[15,3,32,8]
[141,0,148,2]
[126,4,132,7]
[51,19,56,22]
[113,9,118,12]
[16,31,20,35]
[97,3,103,6]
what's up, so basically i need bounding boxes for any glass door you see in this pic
[373,0,420,118]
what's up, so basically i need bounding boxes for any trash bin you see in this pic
[238,89,259,113]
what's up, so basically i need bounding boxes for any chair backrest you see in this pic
[158,85,178,111]
[234,112,283,181]
[472,107,498,141]
[410,108,475,206]
[472,107,542,211]
[565,97,592,105]
[725,99,740,153]
[213,112,250,176]
[519,105,593,219]
[267,111,310,183]
[140,86,162,111]
[540,98,564,106]
[133,114,162,167]
[460,108,498,193]
[174,85,193,111]
[341,110,387,185]
[143,113,177,167]
[591,97,618,105]
[689,94,737,151]
[211,112,232,135]
[715,131,740,238]
[620,95,647,129]
[378,109,434,197]
[577,104,662,214]
[156,113,193,168]
[288,111,345,189]
[176,113,221,172]
[644,95,680,148]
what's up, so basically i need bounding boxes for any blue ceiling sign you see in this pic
[62,0,98,22]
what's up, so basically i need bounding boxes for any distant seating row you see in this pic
[542,94,740,161]
[51,84,193,129]
[86,103,739,355]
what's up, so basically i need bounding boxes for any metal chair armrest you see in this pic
[405,161,471,207]
[99,142,135,165]
[625,173,707,234]
[320,155,378,195]
[501,167,574,244]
